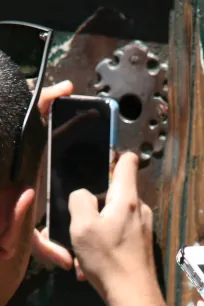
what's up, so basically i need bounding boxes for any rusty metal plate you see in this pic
[95,41,168,164]
[94,40,168,209]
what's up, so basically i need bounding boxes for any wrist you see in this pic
[102,267,165,306]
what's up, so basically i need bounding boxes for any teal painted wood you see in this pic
[48,32,73,65]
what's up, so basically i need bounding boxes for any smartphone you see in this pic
[176,245,204,298]
[47,95,119,251]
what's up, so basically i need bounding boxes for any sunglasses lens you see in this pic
[0,24,46,78]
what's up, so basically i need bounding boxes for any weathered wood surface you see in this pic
[158,0,204,305]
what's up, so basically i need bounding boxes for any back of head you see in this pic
[0,50,46,305]
[0,50,46,187]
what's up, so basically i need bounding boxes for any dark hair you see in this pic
[0,50,46,187]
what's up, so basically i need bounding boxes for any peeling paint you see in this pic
[200,40,204,74]
[48,32,73,66]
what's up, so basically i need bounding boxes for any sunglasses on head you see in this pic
[0,21,54,181]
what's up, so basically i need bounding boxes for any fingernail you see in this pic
[57,80,73,90]
[18,189,34,202]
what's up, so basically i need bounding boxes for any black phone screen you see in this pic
[50,97,110,250]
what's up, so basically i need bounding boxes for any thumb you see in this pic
[32,228,73,271]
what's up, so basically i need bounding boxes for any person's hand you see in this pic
[69,152,165,305]
[198,300,204,306]
[32,80,74,271]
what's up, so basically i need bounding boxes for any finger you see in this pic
[38,80,74,116]
[69,189,99,225]
[103,152,139,216]
[197,301,204,306]
[140,203,155,274]
[74,258,86,281]
[1,189,35,260]
[32,228,73,271]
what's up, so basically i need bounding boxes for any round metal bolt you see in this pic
[163,84,168,92]
[140,143,153,161]
[130,55,139,65]
[159,134,166,142]
[140,151,151,161]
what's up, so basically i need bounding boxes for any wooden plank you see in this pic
[182,5,204,305]
[158,1,204,305]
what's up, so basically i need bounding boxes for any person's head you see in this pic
[0,50,46,304]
